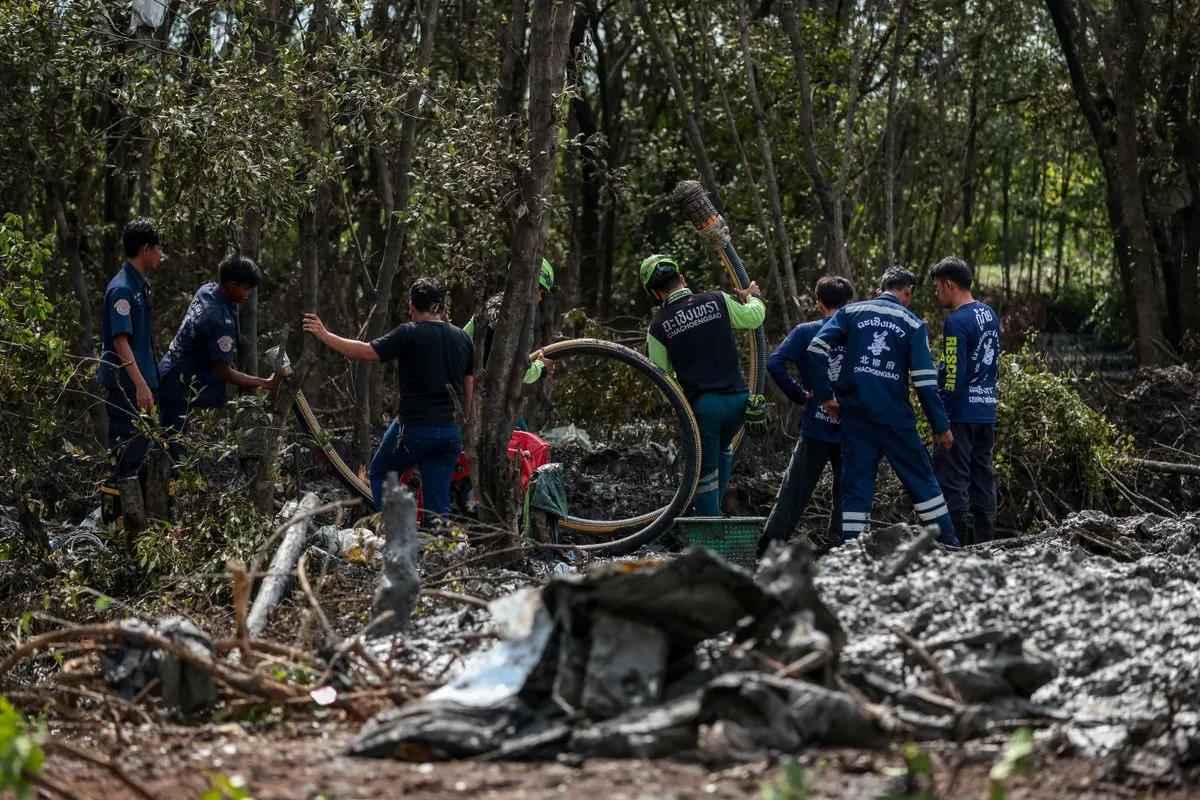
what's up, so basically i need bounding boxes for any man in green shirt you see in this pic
[643,255,765,516]
[463,258,556,384]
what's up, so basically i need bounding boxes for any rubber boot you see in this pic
[949,510,973,546]
[100,483,122,526]
[971,508,996,543]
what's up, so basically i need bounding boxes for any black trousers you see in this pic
[933,422,997,513]
[759,436,841,554]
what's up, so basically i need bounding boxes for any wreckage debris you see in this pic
[350,545,884,763]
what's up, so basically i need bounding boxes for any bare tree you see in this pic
[468,0,574,525]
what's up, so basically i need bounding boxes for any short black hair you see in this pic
[880,266,917,292]
[650,270,683,294]
[815,276,854,309]
[218,254,261,288]
[931,256,973,289]
[410,277,447,313]
[123,218,160,259]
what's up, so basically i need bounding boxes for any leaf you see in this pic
[93,595,111,612]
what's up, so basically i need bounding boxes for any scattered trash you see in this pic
[310,685,339,706]
[541,424,594,453]
[351,544,872,763]
[99,618,219,714]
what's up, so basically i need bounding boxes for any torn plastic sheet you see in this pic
[426,588,553,708]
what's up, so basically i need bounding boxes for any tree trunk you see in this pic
[496,0,529,122]
[734,0,799,319]
[469,0,573,526]
[353,0,440,464]
[1054,147,1072,296]
[1001,150,1013,298]
[960,29,982,264]
[1043,0,1167,365]
[935,21,953,258]
[635,0,722,207]
[781,0,846,275]
[882,0,909,266]
[239,208,261,375]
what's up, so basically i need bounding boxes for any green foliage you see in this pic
[0,697,45,800]
[200,772,256,800]
[548,310,672,431]
[989,727,1037,799]
[760,757,820,799]
[0,214,73,491]
[994,343,1129,528]
[876,742,938,800]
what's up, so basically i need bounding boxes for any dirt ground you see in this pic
[44,727,1192,799]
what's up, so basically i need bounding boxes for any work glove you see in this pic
[744,394,768,436]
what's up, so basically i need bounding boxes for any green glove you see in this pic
[744,394,768,436]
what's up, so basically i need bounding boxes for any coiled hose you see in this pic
[539,338,702,555]
[270,340,702,555]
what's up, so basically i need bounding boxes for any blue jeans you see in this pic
[369,421,462,517]
[690,391,749,516]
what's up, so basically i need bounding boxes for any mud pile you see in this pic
[818,512,1200,784]
[1121,367,1200,510]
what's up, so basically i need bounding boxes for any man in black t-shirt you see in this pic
[303,278,474,518]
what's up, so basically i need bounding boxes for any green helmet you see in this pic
[539,258,556,293]
[639,254,680,296]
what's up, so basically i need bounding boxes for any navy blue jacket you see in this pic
[767,320,842,443]
[806,292,949,434]
[158,283,239,408]
[99,262,158,390]
[939,300,1000,424]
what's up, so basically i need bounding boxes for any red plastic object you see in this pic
[401,431,551,522]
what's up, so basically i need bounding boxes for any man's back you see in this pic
[371,321,473,427]
[648,289,748,399]
[159,283,237,406]
[808,292,947,432]
[941,300,1000,423]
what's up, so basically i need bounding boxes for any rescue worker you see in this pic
[642,255,765,516]
[463,258,556,384]
[158,254,282,467]
[758,276,855,556]
[806,266,960,545]
[303,278,473,520]
[932,256,1000,544]
[98,218,163,524]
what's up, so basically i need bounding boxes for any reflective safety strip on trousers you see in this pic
[914,494,946,512]
[915,494,948,521]
[842,511,870,535]
[696,470,720,495]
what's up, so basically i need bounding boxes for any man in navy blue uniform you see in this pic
[98,218,163,524]
[758,276,854,556]
[807,267,959,545]
[303,278,474,521]
[932,256,1000,544]
[158,254,281,467]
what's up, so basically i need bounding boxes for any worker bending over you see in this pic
[758,276,854,555]
[806,267,959,545]
[932,257,1000,544]
[158,254,281,467]
[303,278,473,522]
[463,258,556,384]
[642,255,765,516]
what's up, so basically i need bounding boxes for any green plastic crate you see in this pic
[677,516,765,569]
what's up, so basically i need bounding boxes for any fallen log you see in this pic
[1130,457,1200,477]
[246,491,319,637]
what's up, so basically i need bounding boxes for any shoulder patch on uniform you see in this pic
[218,336,234,353]
[114,298,131,316]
